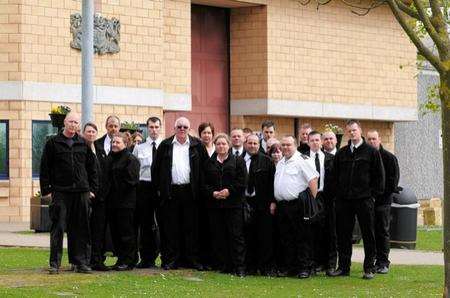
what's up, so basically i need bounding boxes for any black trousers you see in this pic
[277,199,313,273]
[49,191,91,268]
[375,204,391,268]
[209,208,246,271]
[135,181,159,265]
[198,200,212,266]
[245,198,274,272]
[108,208,136,266]
[160,185,199,266]
[90,200,107,265]
[336,198,376,273]
[312,195,337,270]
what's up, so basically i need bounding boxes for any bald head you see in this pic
[367,130,381,150]
[322,131,337,153]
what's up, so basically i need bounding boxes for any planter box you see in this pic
[30,196,52,232]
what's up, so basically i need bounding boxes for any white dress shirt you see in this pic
[206,144,215,157]
[244,153,256,197]
[261,139,268,153]
[132,137,162,182]
[104,134,112,155]
[171,137,191,185]
[309,149,325,192]
[351,139,364,152]
[274,151,319,201]
[232,146,244,156]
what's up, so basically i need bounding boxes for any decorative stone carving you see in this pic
[70,13,120,55]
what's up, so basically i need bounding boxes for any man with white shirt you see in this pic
[132,117,162,268]
[153,117,205,271]
[259,120,275,154]
[307,131,337,276]
[230,128,245,157]
[330,120,385,280]
[274,135,319,279]
[243,134,276,276]
[322,131,338,155]
[90,115,120,271]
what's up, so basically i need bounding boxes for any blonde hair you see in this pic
[213,133,231,146]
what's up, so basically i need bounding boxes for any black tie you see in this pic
[247,155,257,195]
[315,152,321,189]
[235,150,240,158]
[152,141,156,164]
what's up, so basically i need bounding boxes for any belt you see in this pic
[171,184,190,190]
[277,199,299,205]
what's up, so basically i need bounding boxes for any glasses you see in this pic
[177,125,189,130]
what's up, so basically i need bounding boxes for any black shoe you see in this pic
[136,261,155,269]
[48,266,59,275]
[314,265,324,273]
[363,271,375,279]
[277,270,289,277]
[75,264,93,274]
[162,262,178,270]
[192,262,205,271]
[115,264,133,271]
[235,269,246,278]
[376,266,389,274]
[246,268,258,276]
[328,268,350,277]
[91,263,111,271]
[326,268,337,276]
[297,270,311,279]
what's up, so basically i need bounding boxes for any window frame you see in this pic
[0,120,9,180]
[32,120,57,179]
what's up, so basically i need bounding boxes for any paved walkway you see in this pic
[0,222,443,266]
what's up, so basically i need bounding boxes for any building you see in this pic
[395,62,443,200]
[0,0,417,222]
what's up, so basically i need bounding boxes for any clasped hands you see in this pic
[213,189,230,200]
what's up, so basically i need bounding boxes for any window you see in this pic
[32,121,57,178]
[139,124,148,140]
[0,121,8,179]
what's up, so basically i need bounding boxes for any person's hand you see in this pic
[270,202,276,215]
[220,189,230,198]
[89,192,95,199]
[213,191,222,199]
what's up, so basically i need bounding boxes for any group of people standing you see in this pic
[40,112,399,280]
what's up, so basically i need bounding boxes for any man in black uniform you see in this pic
[259,120,276,154]
[330,120,385,280]
[244,134,276,276]
[306,131,337,276]
[40,112,98,274]
[153,117,205,271]
[367,130,400,274]
[90,115,120,271]
[297,123,312,154]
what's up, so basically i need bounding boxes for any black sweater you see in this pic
[377,145,400,205]
[202,154,247,209]
[333,139,385,200]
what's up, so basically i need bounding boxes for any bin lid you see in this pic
[392,186,417,205]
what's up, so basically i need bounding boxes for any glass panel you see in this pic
[0,121,7,178]
[139,124,148,140]
[32,121,57,177]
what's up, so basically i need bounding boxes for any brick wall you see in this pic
[0,100,162,222]
[0,2,22,81]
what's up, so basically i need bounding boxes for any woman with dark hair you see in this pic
[105,132,140,271]
[198,122,215,157]
[202,133,247,277]
[268,142,283,165]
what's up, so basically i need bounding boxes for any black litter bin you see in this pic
[30,195,52,232]
[389,186,419,249]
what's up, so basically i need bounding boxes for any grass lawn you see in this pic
[0,247,443,297]
[416,228,443,252]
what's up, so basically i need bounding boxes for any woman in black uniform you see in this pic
[105,132,140,271]
[202,133,247,277]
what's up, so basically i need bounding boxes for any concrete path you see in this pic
[0,222,443,266]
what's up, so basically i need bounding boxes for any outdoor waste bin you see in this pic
[30,195,52,232]
[389,186,419,249]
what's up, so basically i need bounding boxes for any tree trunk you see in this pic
[441,73,450,298]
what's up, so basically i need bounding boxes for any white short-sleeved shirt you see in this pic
[309,150,325,192]
[171,137,191,185]
[274,151,319,201]
[132,137,162,182]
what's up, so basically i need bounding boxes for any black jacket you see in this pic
[245,152,275,210]
[377,145,400,206]
[39,132,99,196]
[153,135,205,201]
[93,134,110,201]
[333,139,385,200]
[104,149,140,209]
[297,142,310,155]
[202,154,247,209]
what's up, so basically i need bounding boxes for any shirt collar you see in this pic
[351,139,364,150]
[172,136,190,146]
[244,152,252,161]
[309,149,323,158]
[283,150,300,164]
[105,134,111,143]
[147,137,161,144]
[233,146,243,154]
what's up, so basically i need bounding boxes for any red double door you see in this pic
[164,5,229,137]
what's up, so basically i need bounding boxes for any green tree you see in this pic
[306,0,449,294]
